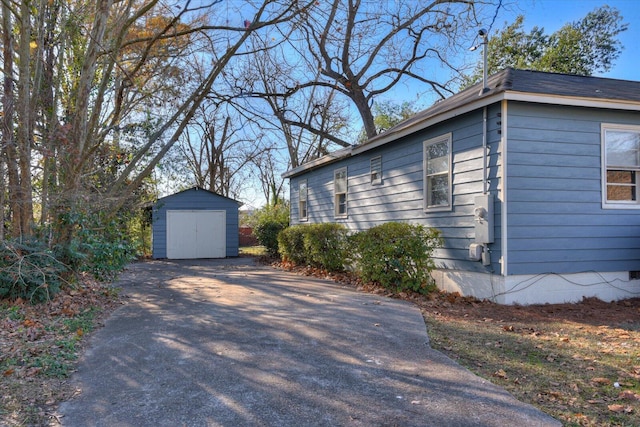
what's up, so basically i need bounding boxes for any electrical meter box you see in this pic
[474,194,494,244]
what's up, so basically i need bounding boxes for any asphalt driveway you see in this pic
[56,258,559,426]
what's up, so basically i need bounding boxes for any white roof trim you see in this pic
[503,91,640,111]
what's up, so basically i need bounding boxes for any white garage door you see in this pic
[166,210,226,259]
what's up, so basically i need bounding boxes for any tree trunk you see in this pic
[52,0,113,247]
[2,4,24,239]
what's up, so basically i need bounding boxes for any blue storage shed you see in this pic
[152,187,240,259]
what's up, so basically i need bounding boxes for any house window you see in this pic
[334,167,347,217]
[424,133,452,210]
[299,180,308,220]
[370,156,382,185]
[602,124,640,208]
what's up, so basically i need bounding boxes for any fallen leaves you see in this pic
[493,369,508,379]
[590,377,612,386]
[619,390,640,401]
[608,404,633,414]
[0,277,121,426]
[421,296,640,426]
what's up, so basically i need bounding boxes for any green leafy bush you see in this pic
[277,226,306,264]
[278,223,349,272]
[250,203,290,256]
[350,222,443,293]
[58,209,138,281]
[302,223,349,272]
[0,240,67,303]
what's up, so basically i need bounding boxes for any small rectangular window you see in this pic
[334,168,347,217]
[602,124,640,209]
[370,156,382,185]
[299,180,308,220]
[424,133,452,211]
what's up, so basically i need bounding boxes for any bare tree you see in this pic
[225,36,352,168]
[287,0,498,139]
[104,1,311,210]
[0,0,311,244]
[252,147,286,206]
[177,99,263,199]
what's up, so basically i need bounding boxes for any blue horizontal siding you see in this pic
[506,102,640,275]
[290,99,640,280]
[291,105,503,274]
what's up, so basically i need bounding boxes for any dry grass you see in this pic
[239,245,267,256]
[418,294,640,426]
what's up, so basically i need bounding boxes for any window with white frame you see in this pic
[602,124,640,208]
[334,168,347,217]
[370,156,382,185]
[424,133,452,210]
[299,179,308,220]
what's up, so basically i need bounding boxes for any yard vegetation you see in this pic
[276,222,443,294]
[420,293,640,427]
[0,277,121,426]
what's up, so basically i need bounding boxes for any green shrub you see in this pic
[277,226,306,264]
[69,212,137,281]
[0,240,67,303]
[350,222,443,293]
[81,238,137,281]
[57,208,139,281]
[250,203,290,257]
[278,223,349,272]
[302,223,349,272]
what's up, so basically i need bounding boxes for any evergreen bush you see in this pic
[302,223,349,272]
[350,222,442,293]
[277,226,306,264]
[278,223,349,272]
[61,210,138,281]
[250,203,290,256]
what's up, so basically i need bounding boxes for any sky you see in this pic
[210,0,640,210]
[495,0,639,81]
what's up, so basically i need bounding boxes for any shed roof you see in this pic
[283,68,640,178]
[155,186,241,205]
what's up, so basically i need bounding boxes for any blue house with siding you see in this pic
[152,187,240,259]
[283,68,640,305]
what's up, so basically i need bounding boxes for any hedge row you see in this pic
[278,222,443,294]
[278,223,348,272]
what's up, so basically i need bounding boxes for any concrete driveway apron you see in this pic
[56,258,560,427]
